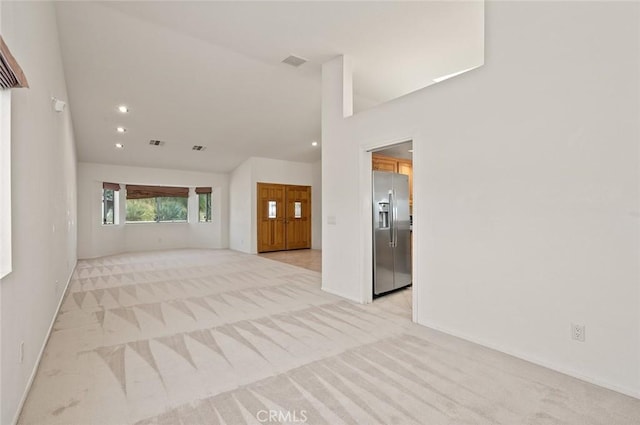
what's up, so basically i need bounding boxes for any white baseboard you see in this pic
[11,260,77,425]
[418,319,640,401]
[321,285,363,304]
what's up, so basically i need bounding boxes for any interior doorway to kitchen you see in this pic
[257,183,312,253]
[370,141,413,320]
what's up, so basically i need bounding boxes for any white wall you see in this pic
[229,158,253,253]
[322,1,640,398]
[311,159,322,250]
[0,2,78,424]
[77,162,229,259]
[229,157,321,254]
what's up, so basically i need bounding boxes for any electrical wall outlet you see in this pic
[571,323,586,342]
[19,341,24,363]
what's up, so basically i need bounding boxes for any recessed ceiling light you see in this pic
[311,141,318,147]
[116,126,126,133]
[118,105,129,113]
[115,143,124,149]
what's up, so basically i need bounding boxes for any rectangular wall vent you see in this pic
[282,55,307,67]
[149,140,165,146]
[192,145,206,151]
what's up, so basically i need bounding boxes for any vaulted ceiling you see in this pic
[55,1,484,173]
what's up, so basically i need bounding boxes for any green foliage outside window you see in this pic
[102,189,115,224]
[199,193,211,222]
[126,197,188,222]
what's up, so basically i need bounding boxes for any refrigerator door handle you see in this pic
[392,188,398,248]
[389,189,398,248]
[388,190,394,247]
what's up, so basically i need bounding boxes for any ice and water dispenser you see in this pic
[377,200,390,229]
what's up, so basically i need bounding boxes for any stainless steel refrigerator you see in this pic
[373,171,412,296]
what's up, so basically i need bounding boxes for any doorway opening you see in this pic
[257,183,312,253]
[370,140,413,319]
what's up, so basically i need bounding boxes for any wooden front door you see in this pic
[257,183,311,253]
[285,185,311,250]
[257,183,286,252]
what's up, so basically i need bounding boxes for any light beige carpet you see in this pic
[19,249,640,424]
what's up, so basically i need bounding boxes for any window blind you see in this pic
[126,185,189,199]
[195,187,212,194]
[103,182,120,191]
[0,36,28,89]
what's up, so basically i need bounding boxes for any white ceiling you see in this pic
[55,1,483,173]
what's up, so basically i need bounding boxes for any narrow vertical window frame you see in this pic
[0,90,12,278]
[196,187,212,223]
[102,182,120,225]
[102,188,115,225]
[198,193,212,222]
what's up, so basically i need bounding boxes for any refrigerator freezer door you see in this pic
[373,172,395,296]
[374,228,395,295]
[394,227,412,288]
[393,173,412,289]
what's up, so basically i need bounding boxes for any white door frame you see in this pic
[359,134,420,323]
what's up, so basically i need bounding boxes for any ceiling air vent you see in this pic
[192,145,206,151]
[282,54,307,67]
[149,139,165,146]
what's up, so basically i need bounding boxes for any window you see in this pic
[0,37,28,278]
[196,187,212,222]
[294,201,302,218]
[125,185,189,223]
[198,193,211,222]
[1,90,11,278]
[102,188,115,224]
[126,197,188,222]
[102,183,120,225]
[0,35,29,89]
[268,201,277,218]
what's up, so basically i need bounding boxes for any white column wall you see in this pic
[311,159,322,250]
[321,56,360,301]
[229,158,253,253]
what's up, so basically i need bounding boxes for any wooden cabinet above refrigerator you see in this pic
[372,153,413,207]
